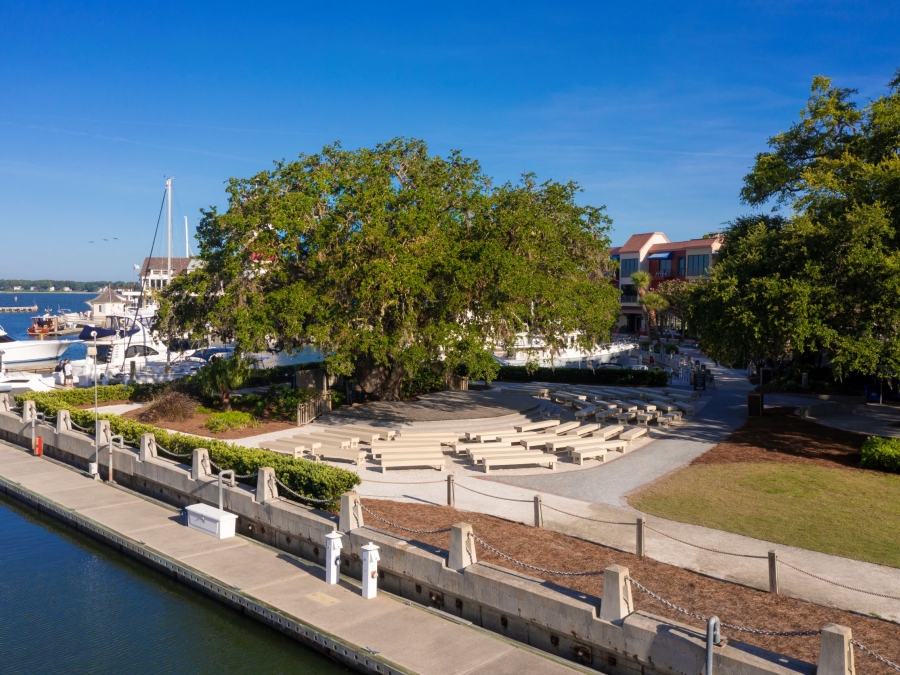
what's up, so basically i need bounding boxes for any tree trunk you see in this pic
[354,356,407,401]
[221,389,232,411]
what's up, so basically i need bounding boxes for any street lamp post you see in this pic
[90,330,99,479]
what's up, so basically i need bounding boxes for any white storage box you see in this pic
[185,503,238,539]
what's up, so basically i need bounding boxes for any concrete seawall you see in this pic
[0,399,838,675]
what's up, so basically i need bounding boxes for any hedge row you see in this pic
[495,366,668,386]
[860,436,900,473]
[16,388,360,504]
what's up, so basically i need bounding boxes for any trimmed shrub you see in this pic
[17,389,360,504]
[495,366,668,387]
[860,436,900,473]
[203,411,260,433]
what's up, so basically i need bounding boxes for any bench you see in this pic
[514,419,561,433]
[574,406,599,420]
[616,411,636,424]
[469,447,550,463]
[648,400,678,413]
[379,454,446,472]
[468,428,517,441]
[258,440,309,458]
[569,440,628,464]
[593,410,619,424]
[483,453,557,473]
[630,400,656,412]
[330,428,383,444]
[394,431,461,444]
[673,402,695,415]
[660,411,682,424]
[372,444,443,459]
[313,429,361,444]
[341,424,396,440]
[311,447,368,465]
[553,421,582,434]
[635,412,658,425]
[590,424,624,441]
[294,434,353,448]
[620,427,649,444]
[544,435,612,452]
[562,423,601,437]
[453,440,516,455]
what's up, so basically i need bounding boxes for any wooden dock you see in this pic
[0,304,38,313]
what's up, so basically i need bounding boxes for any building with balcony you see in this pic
[610,232,723,334]
[138,257,201,293]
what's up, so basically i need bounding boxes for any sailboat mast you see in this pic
[184,216,190,258]
[166,177,173,285]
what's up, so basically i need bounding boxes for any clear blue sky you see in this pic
[1,1,898,280]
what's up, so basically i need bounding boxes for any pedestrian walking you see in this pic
[63,360,74,388]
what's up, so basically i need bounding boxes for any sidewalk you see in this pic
[0,441,585,675]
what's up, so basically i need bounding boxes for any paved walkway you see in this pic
[809,403,900,439]
[0,441,584,675]
[326,390,542,424]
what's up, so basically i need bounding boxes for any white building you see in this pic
[139,257,200,292]
[86,287,127,321]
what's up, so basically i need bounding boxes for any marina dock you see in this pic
[0,441,585,675]
[0,304,38,313]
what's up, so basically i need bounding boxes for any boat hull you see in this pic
[0,339,72,367]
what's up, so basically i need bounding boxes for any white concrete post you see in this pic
[22,400,37,423]
[95,419,112,447]
[599,564,633,621]
[361,542,380,599]
[139,433,157,461]
[191,448,210,480]
[56,409,72,433]
[339,491,364,532]
[0,393,10,412]
[256,467,278,504]
[325,531,343,585]
[533,495,543,528]
[448,523,476,571]
[818,624,854,675]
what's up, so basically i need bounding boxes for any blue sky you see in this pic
[1,1,898,280]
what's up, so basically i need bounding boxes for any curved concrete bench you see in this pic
[378,454,445,472]
[620,427,648,444]
[514,419,561,433]
[312,447,368,465]
[569,440,628,464]
[590,424,624,440]
[483,453,556,473]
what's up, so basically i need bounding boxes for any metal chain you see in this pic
[852,639,900,672]
[208,458,258,480]
[644,525,768,559]
[273,477,338,505]
[627,577,820,637]
[360,478,447,485]
[156,444,192,459]
[359,503,452,534]
[779,560,900,601]
[71,421,90,432]
[541,503,634,526]
[454,483,533,503]
[469,532,605,576]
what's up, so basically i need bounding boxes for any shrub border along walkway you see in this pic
[16,387,360,504]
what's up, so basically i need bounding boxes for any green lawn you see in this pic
[630,463,900,568]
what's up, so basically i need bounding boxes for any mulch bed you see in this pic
[74,400,134,409]
[119,407,296,440]
[691,407,868,471]
[360,498,900,673]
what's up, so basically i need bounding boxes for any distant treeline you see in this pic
[0,280,134,292]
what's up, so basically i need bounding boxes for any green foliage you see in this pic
[401,363,446,398]
[157,138,620,401]
[496,366,668,386]
[15,385,132,411]
[20,390,359,503]
[689,72,900,377]
[203,411,260,433]
[197,355,252,410]
[861,436,900,473]
[0,279,132,292]
[237,386,317,420]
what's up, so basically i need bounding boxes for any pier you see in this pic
[0,441,584,675]
[0,304,38,313]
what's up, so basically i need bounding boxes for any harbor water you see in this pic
[0,492,349,674]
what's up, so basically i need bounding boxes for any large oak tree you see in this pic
[157,139,620,399]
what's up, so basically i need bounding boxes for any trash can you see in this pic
[747,392,764,416]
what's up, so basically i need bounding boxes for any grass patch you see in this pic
[203,410,260,434]
[630,462,900,568]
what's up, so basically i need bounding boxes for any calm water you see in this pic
[0,494,349,674]
[0,291,322,367]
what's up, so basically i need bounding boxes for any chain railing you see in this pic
[360,503,452,534]
[470,532,606,576]
[779,559,900,601]
[208,457,258,480]
[541,502,634,526]
[155,444,193,459]
[627,576,821,638]
[454,482,533,503]
[852,639,900,672]
[644,524,768,559]
[273,477,338,505]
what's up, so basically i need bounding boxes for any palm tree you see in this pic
[630,270,651,338]
[641,292,670,347]
[197,353,251,411]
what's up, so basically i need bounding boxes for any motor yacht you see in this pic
[0,325,72,368]
[494,333,638,369]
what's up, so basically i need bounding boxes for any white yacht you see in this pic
[0,325,72,368]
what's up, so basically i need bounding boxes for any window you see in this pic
[677,257,685,276]
[657,259,672,276]
[125,345,159,358]
[687,254,710,276]
[620,257,639,277]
